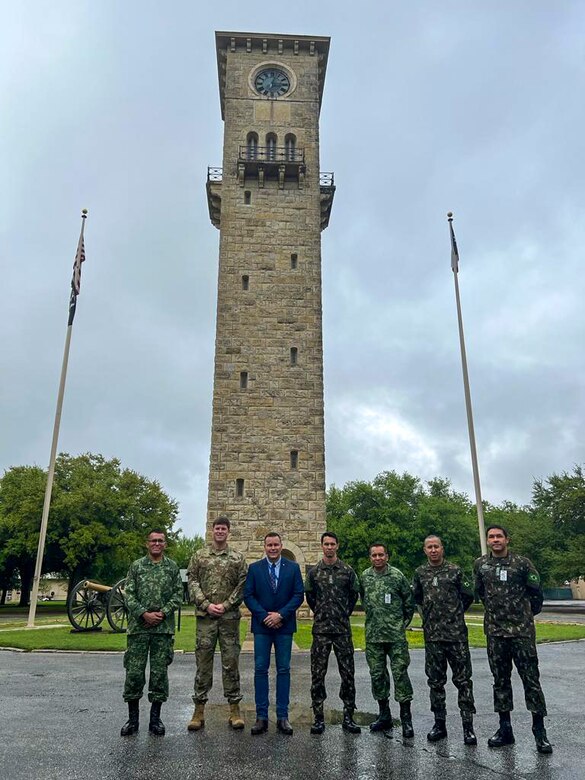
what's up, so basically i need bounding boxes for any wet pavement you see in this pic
[1,642,582,779]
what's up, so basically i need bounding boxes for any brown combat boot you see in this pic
[187,702,205,731]
[228,702,245,730]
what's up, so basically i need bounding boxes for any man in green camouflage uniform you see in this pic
[413,535,477,745]
[121,529,183,737]
[474,524,552,754]
[360,542,415,737]
[187,516,248,731]
[305,532,361,735]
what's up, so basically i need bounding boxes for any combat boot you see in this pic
[400,701,414,738]
[488,712,514,747]
[427,717,447,742]
[342,708,361,734]
[187,702,205,731]
[149,701,165,736]
[228,702,245,730]
[120,700,139,736]
[310,706,325,734]
[462,717,477,746]
[532,714,552,754]
[370,699,393,732]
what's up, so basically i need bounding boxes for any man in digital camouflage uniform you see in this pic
[360,542,415,737]
[121,529,183,737]
[187,516,248,731]
[474,524,552,754]
[305,531,361,735]
[413,535,477,745]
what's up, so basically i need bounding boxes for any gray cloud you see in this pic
[2,2,584,536]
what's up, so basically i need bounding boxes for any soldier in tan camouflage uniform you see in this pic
[360,542,415,738]
[413,535,477,745]
[474,524,552,754]
[121,529,183,737]
[305,532,361,735]
[187,517,248,731]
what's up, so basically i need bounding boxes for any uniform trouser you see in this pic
[487,635,547,715]
[365,638,413,703]
[193,616,242,704]
[123,633,174,702]
[425,640,475,718]
[310,633,356,711]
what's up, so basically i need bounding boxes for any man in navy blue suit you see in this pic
[244,532,304,735]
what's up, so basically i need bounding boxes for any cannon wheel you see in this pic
[67,580,107,631]
[106,578,128,633]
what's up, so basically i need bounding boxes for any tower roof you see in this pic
[214,31,331,119]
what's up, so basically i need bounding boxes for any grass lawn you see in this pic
[1,612,584,652]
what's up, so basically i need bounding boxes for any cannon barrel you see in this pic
[83,580,112,594]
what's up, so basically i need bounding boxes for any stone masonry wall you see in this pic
[206,36,329,569]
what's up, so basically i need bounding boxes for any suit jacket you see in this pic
[244,557,304,635]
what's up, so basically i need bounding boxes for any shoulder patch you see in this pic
[527,572,540,584]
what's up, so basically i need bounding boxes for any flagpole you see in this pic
[27,210,88,627]
[448,212,487,556]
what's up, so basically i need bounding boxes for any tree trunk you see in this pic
[19,566,33,607]
[0,589,6,605]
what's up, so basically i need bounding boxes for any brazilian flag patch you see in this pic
[527,572,540,584]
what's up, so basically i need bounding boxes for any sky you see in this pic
[2,2,584,538]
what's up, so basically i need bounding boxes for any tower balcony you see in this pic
[206,165,335,231]
[319,172,335,230]
[237,146,306,188]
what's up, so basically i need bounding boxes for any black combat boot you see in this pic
[462,716,477,746]
[400,701,414,738]
[532,713,552,754]
[310,706,325,734]
[342,708,361,734]
[369,699,393,732]
[120,700,139,736]
[488,712,514,747]
[427,717,447,742]
[149,701,165,736]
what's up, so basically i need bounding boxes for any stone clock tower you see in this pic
[205,31,334,570]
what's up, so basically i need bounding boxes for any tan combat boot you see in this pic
[228,702,245,730]
[187,703,205,731]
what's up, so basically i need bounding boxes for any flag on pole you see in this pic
[448,212,459,273]
[68,212,87,325]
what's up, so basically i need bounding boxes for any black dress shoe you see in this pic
[488,726,515,747]
[277,718,293,735]
[427,720,447,742]
[251,719,268,735]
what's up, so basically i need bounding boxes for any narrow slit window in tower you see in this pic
[240,371,248,389]
[244,191,251,205]
[242,275,249,290]
[236,478,245,497]
[290,347,298,366]
[290,253,298,269]
[290,450,299,470]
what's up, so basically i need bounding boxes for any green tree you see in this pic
[0,453,179,605]
[166,533,204,568]
[531,465,585,582]
[327,471,480,580]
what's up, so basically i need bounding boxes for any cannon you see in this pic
[67,578,128,633]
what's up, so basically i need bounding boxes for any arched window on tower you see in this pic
[266,133,277,161]
[285,134,297,161]
[246,132,258,160]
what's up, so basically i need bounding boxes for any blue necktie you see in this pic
[269,563,277,593]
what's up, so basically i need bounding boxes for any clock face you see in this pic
[254,68,291,98]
